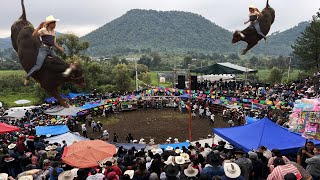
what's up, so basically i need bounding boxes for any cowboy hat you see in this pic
[8,143,16,149]
[174,156,185,165]
[150,139,154,142]
[224,162,241,178]
[45,15,59,24]
[175,149,182,154]
[58,168,79,180]
[0,173,8,180]
[164,165,179,177]
[155,148,163,155]
[18,175,33,180]
[164,156,174,165]
[50,145,57,150]
[184,165,198,177]
[180,153,190,162]
[132,140,138,143]
[166,146,174,151]
[45,146,52,151]
[249,5,257,9]
[124,170,134,179]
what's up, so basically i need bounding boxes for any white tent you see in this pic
[198,74,235,82]
[44,132,89,145]
[44,106,83,116]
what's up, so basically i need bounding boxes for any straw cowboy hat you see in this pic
[124,170,134,179]
[175,156,186,165]
[8,143,16,149]
[164,156,174,165]
[249,5,257,9]
[50,145,58,150]
[224,162,241,178]
[184,165,198,177]
[45,146,52,151]
[180,153,190,162]
[0,173,8,180]
[175,149,182,154]
[58,168,79,180]
[45,15,60,24]
[166,146,174,151]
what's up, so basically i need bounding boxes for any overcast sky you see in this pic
[1,0,319,38]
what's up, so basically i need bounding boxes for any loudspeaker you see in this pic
[191,76,198,90]
[177,75,186,89]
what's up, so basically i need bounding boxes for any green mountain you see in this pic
[0,37,12,50]
[82,9,236,56]
[251,21,309,55]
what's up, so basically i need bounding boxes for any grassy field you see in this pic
[0,70,26,76]
[256,69,301,82]
[0,92,40,107]
[148,71,172,87]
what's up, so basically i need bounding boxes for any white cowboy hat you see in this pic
[175,149,182,154]
[175,156,186,165]
[155,148,163,154]
[46,134,51,138]
[224,162,241,178]
[124,170,134,179]
[132,140,138,143]
[140,138,145,141]
[0,173,8,180]
[164,156,174,165]
[180,153,190,161]
[184,165,198,177]
[58,168,79,180]
[45,146,52,151]
[166,146,174,151]
[8,143,16,149]
[45,15,60,24]
[166,139,171,142]
[18,175,33,180]
[168,137,172,140]
[150,139,154,142]
[50,145,57,150]
[249,4,257,9]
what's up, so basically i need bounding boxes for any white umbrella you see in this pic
[14,100,31,105]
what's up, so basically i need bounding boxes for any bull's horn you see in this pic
[239,32,246,38]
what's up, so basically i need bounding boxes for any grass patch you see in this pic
[94,115,120,125]
[256,69,300,82]
[0,70,26,76]
[0,92,40,108]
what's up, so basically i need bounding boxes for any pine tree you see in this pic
[292,9,320,70]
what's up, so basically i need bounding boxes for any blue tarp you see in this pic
[80,102,102,110]
[114,143,147,150]
[44,94,70,103]
[36,125,69,136]
[179,94,190,98]
[159,142,190,150]
[245,116,260,124]
[68,93,89,99]
[213,118,320,154]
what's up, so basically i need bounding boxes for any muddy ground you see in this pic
[84,108,229,144]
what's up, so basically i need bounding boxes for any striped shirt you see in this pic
[267,164,301,180]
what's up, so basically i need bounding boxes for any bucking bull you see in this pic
[11,0,86,108]
[232,0,275,55]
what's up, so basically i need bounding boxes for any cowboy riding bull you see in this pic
[11,0,86,108]
[232,0,275,55]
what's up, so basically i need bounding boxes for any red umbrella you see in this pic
[62,140,116,168]
[0,122,21,134]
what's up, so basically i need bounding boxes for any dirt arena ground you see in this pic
[85,108,229,144]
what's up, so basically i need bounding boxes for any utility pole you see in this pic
[173,64,177,88]
[135,58,138,91]
[287,56,292,82]
[188,64,192,141]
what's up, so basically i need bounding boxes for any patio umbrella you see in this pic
[14,99,31,104]
[62,140,116,168]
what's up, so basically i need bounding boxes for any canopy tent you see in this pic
[213,118,320,154]
[62,140,116,168]
[192,62,257,74]
[245,116,260,124]
[4,111,26,118]
[159,142,190,150]
[45,132,89,145]
[0,122,21,134]
[114,143,147,150]
[68,93,89,99]
[44,106,83,116]
[36,125,69,136]
[44,94,70,103]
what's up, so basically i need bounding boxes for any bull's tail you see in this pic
[266,0,270,8]
[19,0,27,23]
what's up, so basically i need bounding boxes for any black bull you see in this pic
[11,0,85,108]
[232,0,275,55]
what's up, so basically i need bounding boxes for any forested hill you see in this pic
[251,21,310,55]
[81,9,236,56]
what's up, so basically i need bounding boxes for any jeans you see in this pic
[252,21,266,38]
[27,46,56,78]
